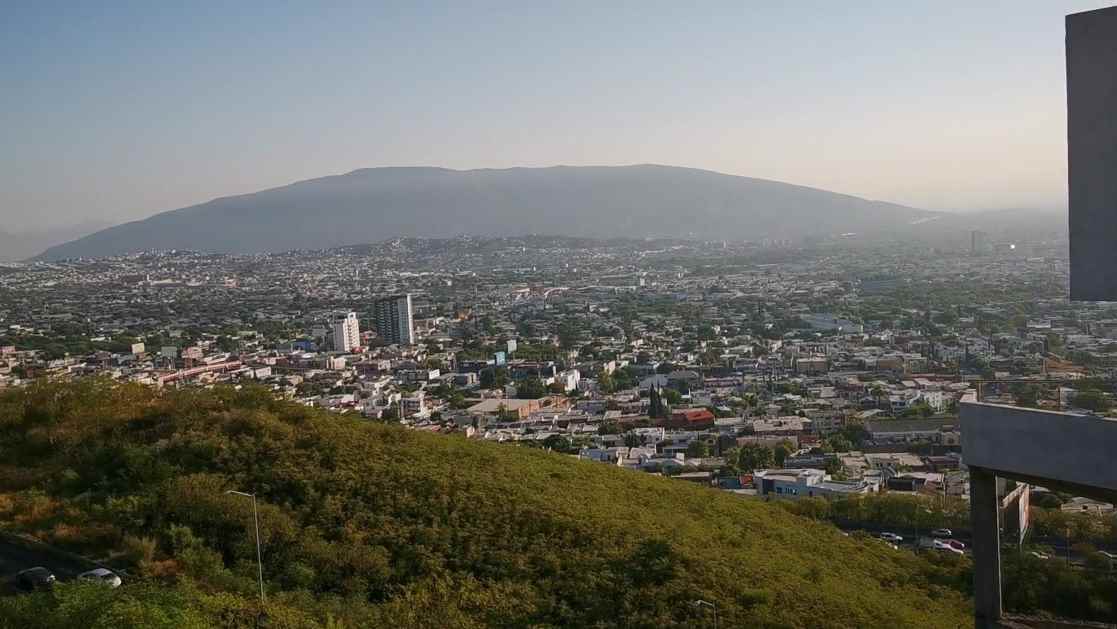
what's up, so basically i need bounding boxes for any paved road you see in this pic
[0,537,94,594]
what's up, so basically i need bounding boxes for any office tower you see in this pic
[1068,6,1117,299]
[373,294,414,345]
[332,311,361,352]
[970,230,988,255]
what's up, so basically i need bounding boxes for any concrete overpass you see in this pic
[960,393,1117,628]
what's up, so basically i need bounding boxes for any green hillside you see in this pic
[0,381,971,628]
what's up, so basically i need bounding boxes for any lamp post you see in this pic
[692,599,718,629]
[226,490,265,605]
[1065,525,1072,567]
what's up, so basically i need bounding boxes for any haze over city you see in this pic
[3,1,1111,233]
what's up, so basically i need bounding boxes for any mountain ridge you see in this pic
[37,164,943,260]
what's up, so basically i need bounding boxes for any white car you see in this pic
[879,532,904,543]
[78,568,122,588]
[933,540,964,555]
[1028,551,1050,560]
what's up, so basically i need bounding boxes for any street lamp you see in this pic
[1065,525,1072,567]
[226,490,266,605]
[692,599,718,629]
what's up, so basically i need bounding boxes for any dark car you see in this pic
[15,567,56,591]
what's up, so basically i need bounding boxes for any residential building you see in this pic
[754,468,879,499]
[373,294,414,345]
[332,311,361,352]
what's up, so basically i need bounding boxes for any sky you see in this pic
[1,1,1110,231]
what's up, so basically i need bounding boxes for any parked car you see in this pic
[15,567,56,591]
[78,568,122,588]
[930,528,953,538]
[945,539,965,551]
[1029,551,1050,560]
[879,532,903,543]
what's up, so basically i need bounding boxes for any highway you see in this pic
[0,536,94,594]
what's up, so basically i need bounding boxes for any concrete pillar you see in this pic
[1067,6,1117,300]
[970,466,1001,628]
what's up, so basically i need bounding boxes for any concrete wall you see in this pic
[961,400,1117,492]
[1067,6,1117,300]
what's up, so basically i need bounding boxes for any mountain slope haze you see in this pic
[37,165,942,259]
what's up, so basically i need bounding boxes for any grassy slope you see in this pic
[0,381,970,627]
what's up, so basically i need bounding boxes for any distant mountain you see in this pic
[38,165,947,259]
[0,220,114,262]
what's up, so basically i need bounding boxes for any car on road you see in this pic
[932,540,964,555]
[879,532,903,543]
[944,539,965,551]
[1029,551,1050,560]
[78,568,122,588]
[930,528,953,538]
[15,567,56,591]
[1097,550,1117,568]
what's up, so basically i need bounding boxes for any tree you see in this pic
[1073,390,1111,413]
[597,370,615,394]
[901,401,934,418]
[736,444,774,472]
[479,367,508,390]
[542,434,575,453]
[647,386,676,418]
[826,435,852,453]
[823,458,842,476]
[557,320,579,350]
[686,440,710,459]
[608,368,632,390]
[516,377,547,399]
[215,335,239,353]
[838,424,870,448]
[1012,384,1042,409]
[773,442,792,467]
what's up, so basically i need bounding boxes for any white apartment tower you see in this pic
[373,294,414,345]
[332,311,361,352]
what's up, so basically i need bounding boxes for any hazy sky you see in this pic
[1,1,1108,230]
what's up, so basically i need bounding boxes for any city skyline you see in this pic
[3,1,1110,230]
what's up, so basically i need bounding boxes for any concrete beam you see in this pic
[960,399,1117,493]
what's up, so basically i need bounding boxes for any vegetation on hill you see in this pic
[0,380,971,628]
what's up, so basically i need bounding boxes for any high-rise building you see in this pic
[373,294,414,345]
[970,230,989,255]
[332,311,361,352]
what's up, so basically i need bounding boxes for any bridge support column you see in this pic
[971,466,1002,628]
